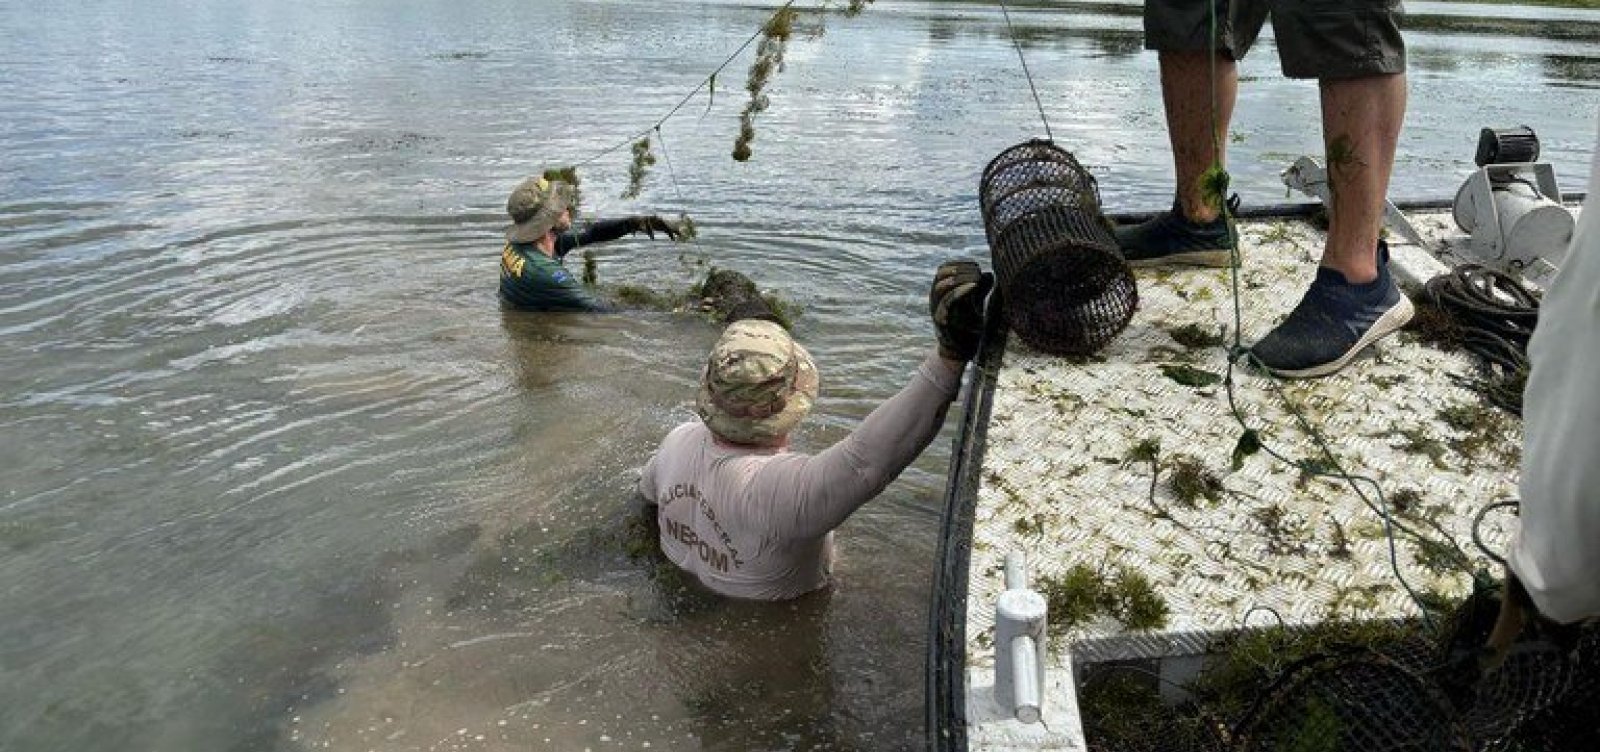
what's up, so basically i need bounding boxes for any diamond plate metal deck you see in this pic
[962,213,1529,750]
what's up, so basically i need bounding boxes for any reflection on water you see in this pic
[1543,53,1600,87]
[0,0,1594,750]
[1404,10,1600,43]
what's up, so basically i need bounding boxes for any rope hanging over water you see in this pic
[995,0,1054,142]
[570,0,800,170]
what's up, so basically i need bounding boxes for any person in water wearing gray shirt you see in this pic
[637,261,992,600]
[499,174,679,311]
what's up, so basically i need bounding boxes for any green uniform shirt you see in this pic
[497,218,641,311]
[499,240,604,312]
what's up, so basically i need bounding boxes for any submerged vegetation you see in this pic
[581,265,801,328]
[613,284,674,309]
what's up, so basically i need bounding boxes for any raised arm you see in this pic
[745,352,963,538]
[743,261,993,539]
[556,216,680,257]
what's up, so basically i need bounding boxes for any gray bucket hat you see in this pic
[505,176,574,243]
[697,320,820,445]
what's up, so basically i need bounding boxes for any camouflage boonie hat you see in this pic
[505,176,574,243]
[697,320,820,445]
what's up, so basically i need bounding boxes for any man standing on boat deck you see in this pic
[636,262,992,600]
[500,174,679,311]
[1115,0,1414,378]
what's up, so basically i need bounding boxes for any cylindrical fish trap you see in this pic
[979,140,1136,356]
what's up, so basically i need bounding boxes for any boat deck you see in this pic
[945,210,1543,750]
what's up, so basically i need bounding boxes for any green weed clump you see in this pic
[1040,564,1104,630]
[1295,457,1339,489]
[1403,298,1463,351]
[762,293,799,329]
[1199,165,1230,211]
[733,6,797,161]
[1167,323,1225,349]
[1160,363,1222,388]
[1437,402,1514,460]
[1388,487,1421,514]
[581,250,598,285]
[542,166,581,218]
[1190,620,1423,720]
[674,213,698,243]
[1168,455,1224,507]
[614,285,672,309]
[1325,135,1363,194]
[1111,569,1170,630]
[1038,565,1170,633]
[623,136,655,199]
[1013,512,1047,538]
[1252,503,1311,556]
[1125,437,1161,465]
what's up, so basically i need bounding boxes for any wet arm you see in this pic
[554,218,639,257]
[637,451,660,502]
[747,352,963,539]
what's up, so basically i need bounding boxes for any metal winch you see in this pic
[1453,126,1575,274]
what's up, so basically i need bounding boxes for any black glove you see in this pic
[929,261,994,361]
[632,215,680,241]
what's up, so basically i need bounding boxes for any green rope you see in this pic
[1203,0,1441,633]
[651,125,707,253]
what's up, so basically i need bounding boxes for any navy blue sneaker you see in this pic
[1249,242,1415,378]
[1113,198,1236,268]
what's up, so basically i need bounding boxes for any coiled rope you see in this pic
[1422,265,1540,414]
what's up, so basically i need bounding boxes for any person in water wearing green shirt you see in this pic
[500,175,680,311]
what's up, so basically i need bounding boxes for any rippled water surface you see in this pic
[1,1,1595,749]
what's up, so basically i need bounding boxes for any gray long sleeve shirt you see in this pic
[637,351,962,600]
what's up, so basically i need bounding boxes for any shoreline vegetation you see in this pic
[1451,0,1600,7]
[989,0,1600,10]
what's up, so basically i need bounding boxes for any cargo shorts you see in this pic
[1144,0,1406,80]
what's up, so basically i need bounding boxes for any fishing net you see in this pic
[1077,667,1229,752]
[979,139,1136,356]
[1235,651,1472,752]
[1431,582,1600,750]
[1075,594,1600,752]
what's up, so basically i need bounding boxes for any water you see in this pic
[0,1,1594,749]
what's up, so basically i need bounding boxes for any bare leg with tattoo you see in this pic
[1319,73,1407,284]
